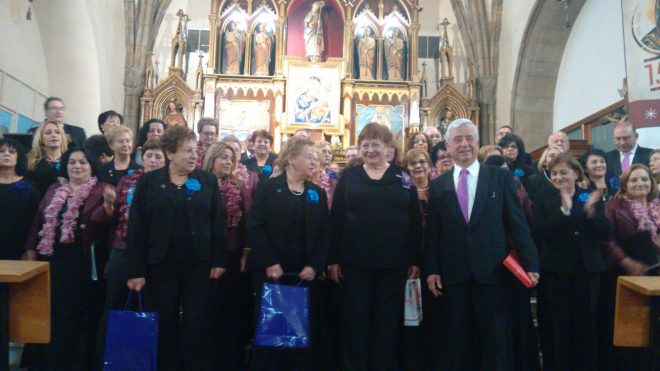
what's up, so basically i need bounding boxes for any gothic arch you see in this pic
[510,0,586,150]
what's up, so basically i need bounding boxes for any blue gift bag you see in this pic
[254,281,310,348]
[103,291,159,371]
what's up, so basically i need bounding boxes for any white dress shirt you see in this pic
[452,160,480,220]
[620,144,638,165]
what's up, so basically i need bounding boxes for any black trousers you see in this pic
[145,254,213,371]
[538,269,600,371]
[25,244,100,371]
[210,251,253,371]
[340,265,407,371]
[440,279,510,371]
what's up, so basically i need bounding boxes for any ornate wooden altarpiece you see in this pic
[140,1,480,153]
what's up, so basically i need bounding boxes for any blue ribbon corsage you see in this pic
[609,176,620,191]
[262,165,272,174]
[513,168,525,178]
[184,178,201,196]
[13,180,32,191]
[127,169,134,176]
[578,192,590,204]
[126,184,136,205]
[55,162,61,170]
[307,189,319,204]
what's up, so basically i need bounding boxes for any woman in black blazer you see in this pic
[532,152,610,371]
[526,145,563,200]
[126,126,228,371]
[248,136,330,369]
[329,123,422,370]
[97,125,142,186]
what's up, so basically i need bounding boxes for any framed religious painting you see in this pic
[355,104,406,145]
[283,57,343,134]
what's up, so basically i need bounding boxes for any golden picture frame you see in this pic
[283,57,344,135]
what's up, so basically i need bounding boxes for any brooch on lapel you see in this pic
[184,178,201,196]
[262,165,273,175]
[396,171,412,189]
[307,189,319,204]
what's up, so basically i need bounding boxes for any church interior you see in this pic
[2,0,658,153]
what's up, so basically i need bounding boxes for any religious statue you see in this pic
[304,1,325,62]
[357,27,376,80]
[252,23,273,76]
[222,21,245,74]
[384,29,405,81]
[437,108,454,135]
[439,18,454,81]
[163,99,187,127]
[641,0,660,51]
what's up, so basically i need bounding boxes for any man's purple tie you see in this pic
[457,168,469,222]
[622,152,631,172]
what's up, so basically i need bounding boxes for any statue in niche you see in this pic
[304,1,325,62]
[384,29,405,81]
[357,27,376,80]
[437,108,454,135]
[163,99,187,127]
[439,18,454,81]
[222,21,245,74]
[252,23,274,75]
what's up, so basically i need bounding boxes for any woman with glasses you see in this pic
[498,134,533,186]
[195,118,218,168]
[429,141,453,180]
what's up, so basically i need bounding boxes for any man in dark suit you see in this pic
[30,97,87,149]
[425,119,540,371]
[605,120,652,178]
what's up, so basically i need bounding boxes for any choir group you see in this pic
[1,96,660,370]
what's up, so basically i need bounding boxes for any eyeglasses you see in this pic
[202,131,216,137]
[47,106,65,112]
[408,160,428,167]
[503,144,519,150]
[360,143,383,151]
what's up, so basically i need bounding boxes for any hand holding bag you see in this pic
[103,291,159,371]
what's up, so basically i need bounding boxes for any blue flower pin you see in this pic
[127,169,134,176]
[262,165,273,174]
[307,189,319,204]
[13,180,31,191]
[126,184,136,205]
[184,178,201,196]
[513,168,525,178]
[578,192,590,204]
[55,162,61,170]
[609,176,620,191]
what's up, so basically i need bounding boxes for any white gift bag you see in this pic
[404,278,423,326]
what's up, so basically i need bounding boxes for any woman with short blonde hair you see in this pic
[98,125,141,186]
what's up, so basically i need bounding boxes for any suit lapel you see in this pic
[611,152,622,176]
[468,165,490,227]
[440,171,466,226]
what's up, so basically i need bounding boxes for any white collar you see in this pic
[453,160,480,178]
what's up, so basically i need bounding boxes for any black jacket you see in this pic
[247,174,330,273]
[126,167,228,277]
[532,186,610,274]
[63,123,87,149]
[330,165,422,268]
[424,164,539,285]
[242,153,278,180]
[605,145,653,178]
[97,158,143,186]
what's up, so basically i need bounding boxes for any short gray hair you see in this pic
[445,119,479,142]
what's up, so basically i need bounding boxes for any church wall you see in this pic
[0,0,50,131]
[553,0,660,148]
[496,0,535,127]
[32,0,126,135]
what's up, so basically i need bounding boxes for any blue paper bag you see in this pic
[103,292,159,371]
[254,282,310,348]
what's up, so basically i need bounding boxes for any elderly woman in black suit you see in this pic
[126,126,228,371]
[329,122,422,370]
[248,136,330,369]
[532,152,610,370]
[98,125,142,186]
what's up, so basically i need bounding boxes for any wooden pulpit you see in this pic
[614,276,660,347]
[0,260,50,369]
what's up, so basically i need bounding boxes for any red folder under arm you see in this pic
[503,251,534,288]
